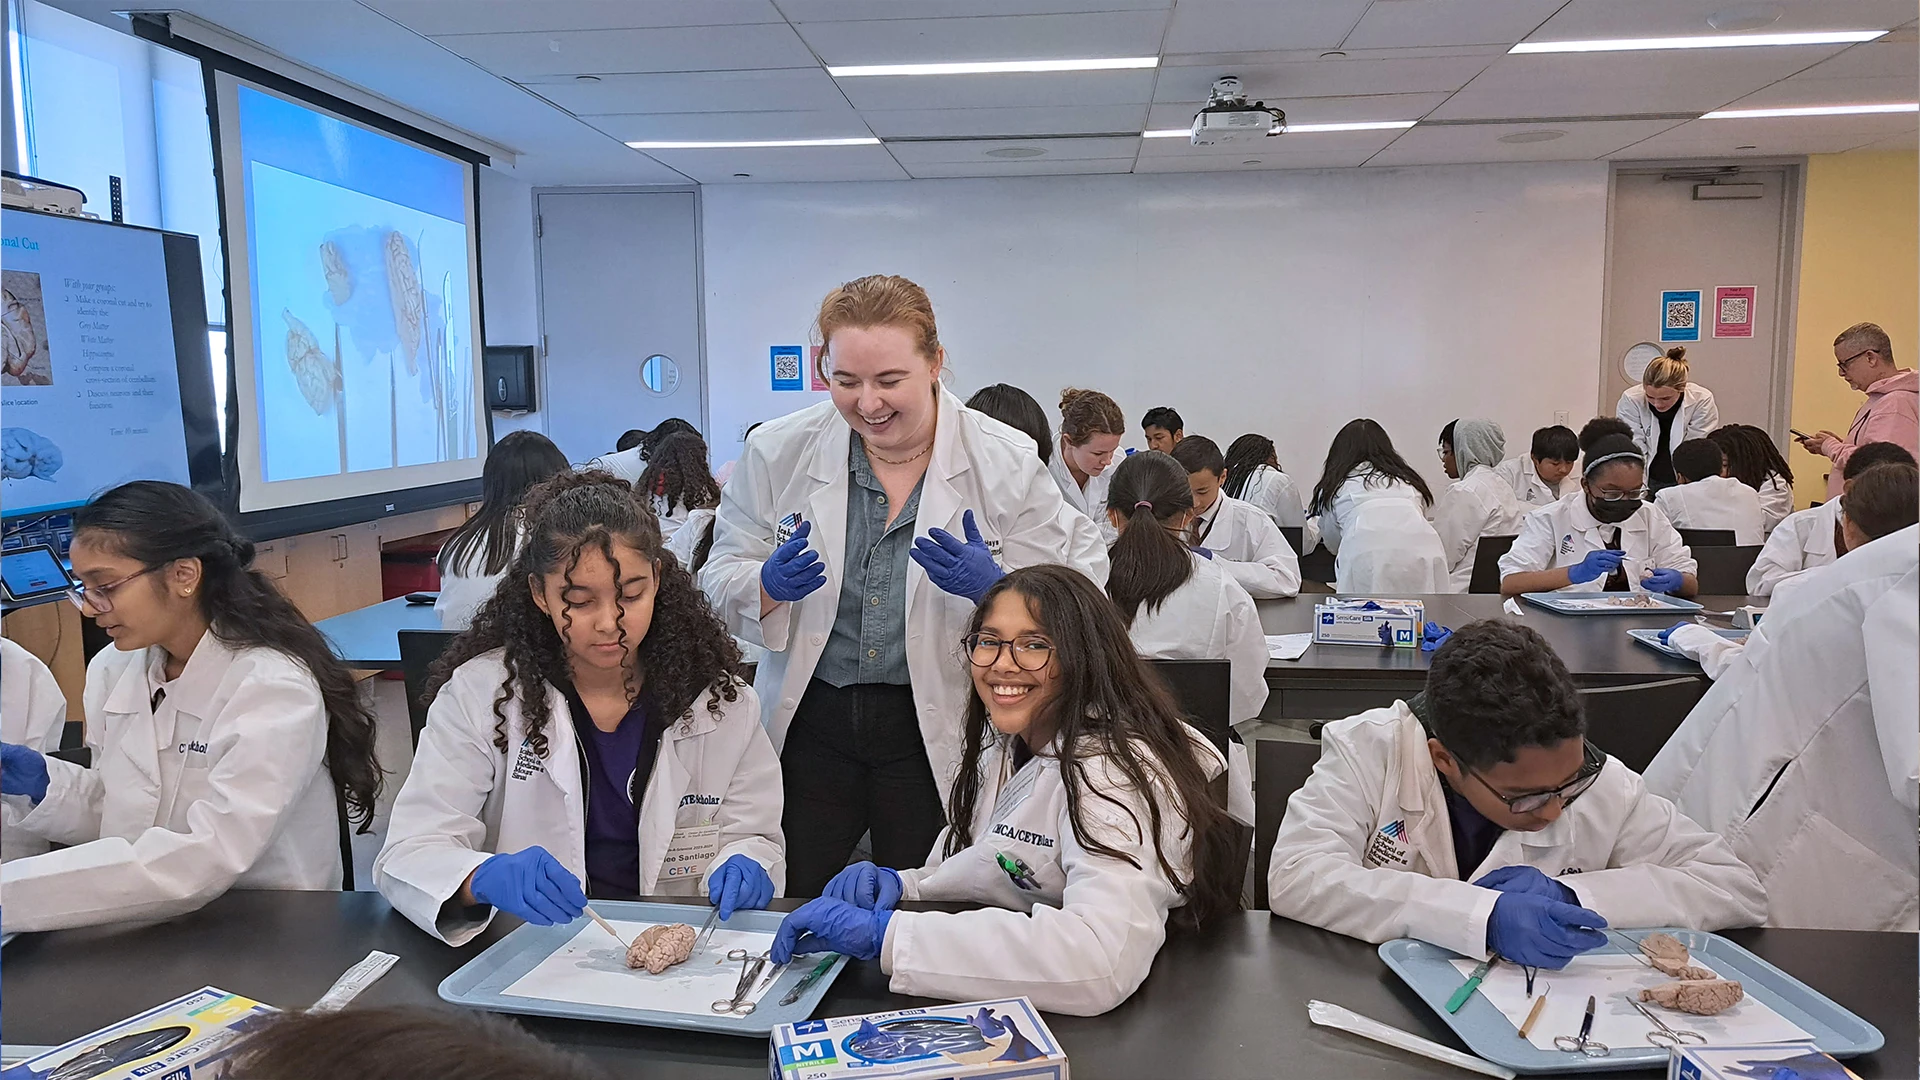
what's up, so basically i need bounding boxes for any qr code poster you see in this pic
[1713,285,1757,339]
[1660,289,1702,343]
[810,345,829,391]
[771,345,804,391]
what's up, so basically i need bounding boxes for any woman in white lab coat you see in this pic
[1710,424,1795,535]
[1498,434,1699,598]
[1047,387,1125,543]
[700,275,1108,896]
[377,472,783,945]
[1,638,67,862]
[0,482,382,933]
[1268,620,1764,962]
[637,431,721,545]
[435,431,571,628]
[1651,439,1766,546]
[1617,347,1721,494]
[1430,419,1529,593]
[1307,419,1449,594]
[769,565,1237,1016]
[1222,433,1307,530]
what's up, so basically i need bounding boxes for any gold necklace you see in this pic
[867,439,933,466]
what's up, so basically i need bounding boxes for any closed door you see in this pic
[535,191,703,463]
[1602,169,1795,436]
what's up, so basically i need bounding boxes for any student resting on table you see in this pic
[1652,438,1765,547]
[436,430,572,629]
[1220,432,1308,530]
[376,471,783,945]
[1498,434,1698,598]
[768,565,1238,1016]
[1747,440,1915,596]
[1494,424,1580,509]
[0,482,383,932]
[1,638,67,863]
[1169,435,1301,598]
[1267,620,1765,967]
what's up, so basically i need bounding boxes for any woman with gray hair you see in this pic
[1430,419,1529,592]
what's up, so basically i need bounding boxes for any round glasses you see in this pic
[67,566,159,615]
[1465,742,1607,814]
[963,633,1054,671]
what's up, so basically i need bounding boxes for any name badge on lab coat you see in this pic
[658,823,722,881]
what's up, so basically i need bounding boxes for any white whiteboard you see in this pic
[700,162,1609,497]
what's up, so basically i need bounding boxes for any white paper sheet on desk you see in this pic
[1266,633,1313,660]
[503,920,781,1016]
[1447,954,1810,1051]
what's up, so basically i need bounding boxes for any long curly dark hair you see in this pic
[636,431,721,518]
[424,471,742,757]
[1221,433,1278,501]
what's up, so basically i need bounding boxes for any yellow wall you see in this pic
[1788,151,1919,507]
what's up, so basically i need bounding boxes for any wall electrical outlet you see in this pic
[1554,410,1570,425]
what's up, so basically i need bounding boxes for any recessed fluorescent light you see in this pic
[1142,120,1416,137]
[1702,102,1919,118]
[625,137,881,149]
[1511,30,1885,53]
[828,57,1157,77]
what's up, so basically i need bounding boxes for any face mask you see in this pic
[1586,495,1639,524]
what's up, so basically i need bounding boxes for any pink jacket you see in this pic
[1818,369,1918,497]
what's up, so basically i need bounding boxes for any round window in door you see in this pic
[641,354,680,395]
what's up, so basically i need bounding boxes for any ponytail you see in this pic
[1103,451,1196,624]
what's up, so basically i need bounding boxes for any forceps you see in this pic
[1628,997,1707,1048]
[713,951,769,1015]
[1553,995,1610,1057]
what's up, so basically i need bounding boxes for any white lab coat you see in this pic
[1747,499,1843,596]
[882,728,1225,1016]
[1498,493,1697,592]
[1187,493,1301,598]
[652,494,693,543]
[434,528,517,630]
[1047,442,1116,544]
[1757,475,1793,536]
[1126,553,1270,728]
[1493,455,1575,508]
[1,633,341,933]
[665,507,716,571]
[1653,475,1765,547]
[1644,526,1918,931]
[1617,383,1721,466]
[700,389,1109,805]
[1311,471,1449,594]
[1431,465,1530,593]
[375,650,784,946]
[2,639,68,862]
[1237,465,1307,529]
[583,446,646,486]
[1267,702,1766,958]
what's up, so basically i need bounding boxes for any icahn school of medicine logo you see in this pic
[1363,819,1410,868]
[1559,534,1578,557]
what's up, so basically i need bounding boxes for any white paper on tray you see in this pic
[503,920,782,1017]
[1447,954,1811,1052]
[1266,633,1313,660]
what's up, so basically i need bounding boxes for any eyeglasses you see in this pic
[1464,741,1606,814]
[67,566,159,615]
[963,633,1055,671]
[1837,348,1877,372]
[1588,486,1648,503]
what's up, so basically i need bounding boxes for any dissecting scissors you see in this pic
[1627,996,1707,1048]
[713,951,769,1016]
[1553,995,1610,1057]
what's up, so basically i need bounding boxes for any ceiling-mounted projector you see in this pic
[1191,76,1286,145]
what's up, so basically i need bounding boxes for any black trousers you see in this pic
[781,679,945,897]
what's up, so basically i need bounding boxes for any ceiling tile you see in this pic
[1785,38,1920,81]
[579,109,871,143]
[1161,0,1372,53]
[365,0,782,36]
[432,23,817,78]
[1429,46,1852,120]
[835,68,1157,110]
[1133,147,1379,170]
[1609,113,1920,158]
[886,135,1141,163]
[640,143,909,182]
[861,103,1149,137]
[1155,53,1499,101]
[903,157,1138,178]
[793,9,1170,66]
[776,0,1171,20]
[1342,0,1565,49]
[1526,0,1916,41]
[1136,125,1404,158]
[1146,91,1447,128]
[1725,76,1920,110]
[1364,118,1685,165]
[525,68,850,114]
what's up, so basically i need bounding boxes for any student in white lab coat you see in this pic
[700,275,1108,896]
[377,472,783,945]
[0,482,383,932]
[1499,435,1698,598]
[965,384,1055,467]
[769,565,1238,1015]
[1,639,67,862]
[1140,405,1185,454]
[1709,424,1795,536]
[1307,419,1449,594]
[1652,439,1765,547]
[1221,433,1308,530]
[583,418,697,488]
[1268,620,1765,964]
[436,431,571,629]
[1047,388,1125,543]
[636,431,721,545]
[1617,347,1721,494]
[1169,436,1301,598]
[1493,425,1580,509]
[1645,519,1918,931]
[1430,419,1530,593]
[1747,441,1914,595]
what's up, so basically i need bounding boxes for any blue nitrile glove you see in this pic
[468,846,587,926]
[822,861,903,912]
[0,743,49,804]
[1567,548,1626,585]
[1474,865,1577,905]
[1191,546,1214,560]
[1658,620,1693,644]
[1420,622,1454,653]
[1641,568,1686,595]
[761,520,827,603]
[1485,892,1609,970]
[910,509,1004,604]
[771,896,894,965]
[707,854,775,920]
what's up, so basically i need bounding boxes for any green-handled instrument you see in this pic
[779,955,837,1007]
[1445,957,1496,1014]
